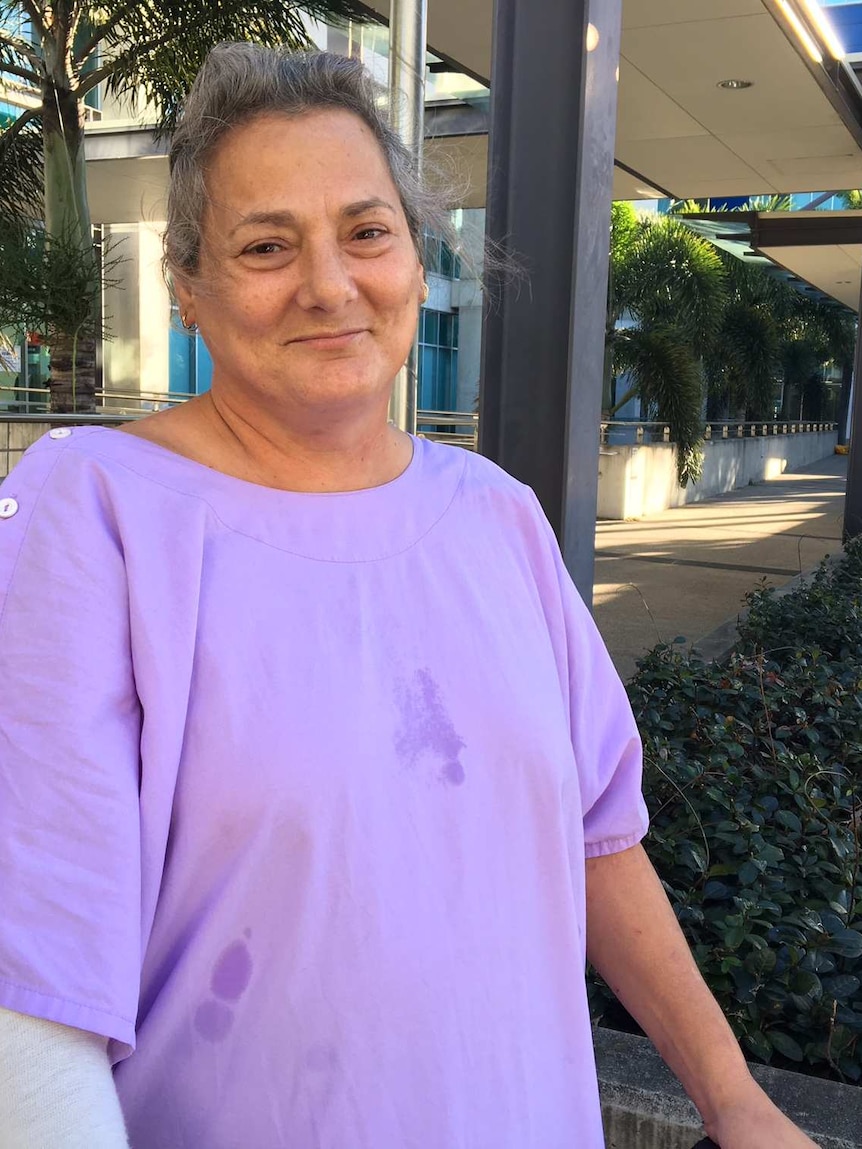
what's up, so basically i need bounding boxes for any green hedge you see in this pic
[589,540,862,1083]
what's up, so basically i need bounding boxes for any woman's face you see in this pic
[177,109,425,423]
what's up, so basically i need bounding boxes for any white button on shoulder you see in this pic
[49,428,72,439]
[0,497,19,519]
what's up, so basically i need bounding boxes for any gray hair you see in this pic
[165,41,453,279]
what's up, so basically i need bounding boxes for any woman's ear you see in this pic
[173,276,196,329]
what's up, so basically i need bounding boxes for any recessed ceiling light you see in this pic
[717,79,754,90]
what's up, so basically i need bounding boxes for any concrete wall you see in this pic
[596,1028,862,1149]
[597,430,838,520]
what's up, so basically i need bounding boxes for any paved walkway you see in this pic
[592,453,847,681]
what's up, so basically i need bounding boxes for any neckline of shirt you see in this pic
[61,426,468,564]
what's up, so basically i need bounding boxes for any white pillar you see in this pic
[388,0,427,434]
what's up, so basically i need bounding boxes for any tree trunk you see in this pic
[48,329,96,413]
[41,37,99,414]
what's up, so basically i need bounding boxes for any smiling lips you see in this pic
[290,329,366,347]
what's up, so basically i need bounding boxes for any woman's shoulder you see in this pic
[418,437,558,555]
[0,423,219,563]
[419,436,535,503]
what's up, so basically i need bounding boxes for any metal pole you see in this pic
[844,278,862,538]
[479,0,622,605]
[20,336,29,413]
[388,0,427,434]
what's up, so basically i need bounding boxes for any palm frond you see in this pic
[0,214,107,340]
[615,216,727,343]
[87,0,376,133]
[614,326,705,486]
[839,189,862,210]
[713,302,779,419]
[0,116,44,219]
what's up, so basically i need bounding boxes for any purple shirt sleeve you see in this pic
[525,489,649,857]
[0,443,141,1056]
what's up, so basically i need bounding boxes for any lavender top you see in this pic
[0,427,648,1148]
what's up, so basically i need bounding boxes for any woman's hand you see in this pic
[705,1082,819,1149]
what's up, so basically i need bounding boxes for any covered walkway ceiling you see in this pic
[361,0,862,202]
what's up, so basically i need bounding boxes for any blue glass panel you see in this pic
[819,3,862,54]
[420,346,438,408]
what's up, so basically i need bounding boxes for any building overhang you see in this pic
[683,209,862,309]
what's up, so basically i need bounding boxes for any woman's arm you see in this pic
[0,1008,129,1148]
[585,844,819,1149]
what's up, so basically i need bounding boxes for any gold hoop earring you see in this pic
[421,282,429,304]
[181,312,196,331]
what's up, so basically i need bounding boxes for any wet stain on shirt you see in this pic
[395,668,467,786]
[194,938,254,1042]
[211,939,254,1001]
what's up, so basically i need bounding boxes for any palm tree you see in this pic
[0,0,369,410]
[670,199,856,424]
[702,252,792,420]
[606,207,726,486]
[778,293,856,422]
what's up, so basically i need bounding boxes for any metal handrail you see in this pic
[416,409,478,427]
[600,420,838,445]
[0,411,139,424]
[0,388,482,424]
[0,384,193,405]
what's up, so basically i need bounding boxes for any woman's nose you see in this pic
[294,242,358,311]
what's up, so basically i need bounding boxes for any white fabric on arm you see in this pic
[0,1007,130,1148]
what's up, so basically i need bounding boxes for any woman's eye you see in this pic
[245,242,284,256]
[354,227,387,242]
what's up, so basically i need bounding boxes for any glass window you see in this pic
[417,307,459,415]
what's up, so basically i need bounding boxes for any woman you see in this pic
[0,43,817,1149]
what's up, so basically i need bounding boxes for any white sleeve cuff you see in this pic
[0,1007,130,1148]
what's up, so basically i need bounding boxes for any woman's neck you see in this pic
[122,391,414,494]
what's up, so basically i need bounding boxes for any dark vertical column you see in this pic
[479,0,622,605]
[844,283,862,538]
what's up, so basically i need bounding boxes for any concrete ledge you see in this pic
[598,432,838,519]
[596,1028,862,1149]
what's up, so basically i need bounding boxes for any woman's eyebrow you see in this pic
[343,198,397,218]
[228,199,396,237]
[229,209,297,236]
